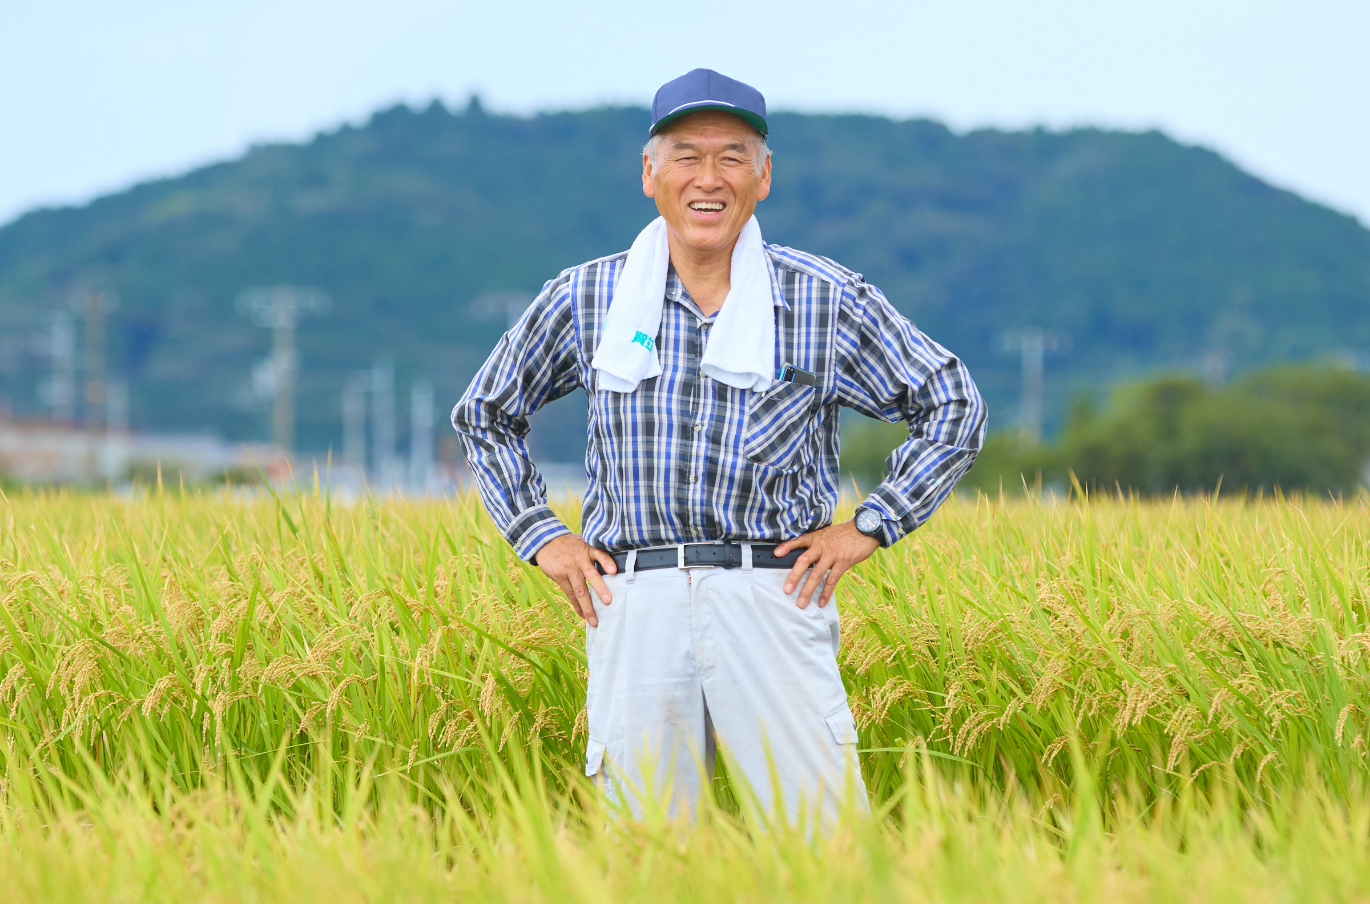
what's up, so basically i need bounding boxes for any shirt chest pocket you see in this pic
[743,382,818,473]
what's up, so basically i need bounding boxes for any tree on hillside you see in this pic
[845,366,1370,497]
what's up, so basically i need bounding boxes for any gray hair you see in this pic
[643,130,772,176]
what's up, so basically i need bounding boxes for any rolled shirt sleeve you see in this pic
[833,279,988,545]
[451,278,581,560]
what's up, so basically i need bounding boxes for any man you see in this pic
[453,69,986,820]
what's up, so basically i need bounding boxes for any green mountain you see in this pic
[1,98,1367,460]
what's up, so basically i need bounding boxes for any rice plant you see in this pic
[2,485,1369,900]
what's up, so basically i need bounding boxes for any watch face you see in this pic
[856,510,881,534]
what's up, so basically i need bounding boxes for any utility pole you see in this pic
[342,372,368,477]
[238,286,329,454]
[78,290,115,481]
[999,327,1069,444]
[49,311,76,423]
[1201,348,1232,389]
[107,380,128,437]
[106,380,129,432]
[104,379,129,481]
[371,356,397,489]
[409,378,434,492]
[80,290,115,431]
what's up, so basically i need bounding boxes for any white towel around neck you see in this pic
[591,216,776,393]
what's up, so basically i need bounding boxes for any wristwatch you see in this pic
[853,507,884,541]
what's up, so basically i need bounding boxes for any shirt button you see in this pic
[693,422,702,432]
[688,474,697,484]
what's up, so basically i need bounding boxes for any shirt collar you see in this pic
[664,251,790,311]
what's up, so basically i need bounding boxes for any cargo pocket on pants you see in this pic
[824,704,859,746]
[585,736,607,777]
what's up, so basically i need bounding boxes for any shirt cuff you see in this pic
[506,505,573,561]
[860,490,916,547]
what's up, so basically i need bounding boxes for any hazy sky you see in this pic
[2,0,1367,227]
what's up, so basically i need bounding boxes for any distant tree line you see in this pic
[2,101,1368,455]
[843,366,1370,498]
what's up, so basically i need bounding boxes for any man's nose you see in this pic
[694,156,724,188]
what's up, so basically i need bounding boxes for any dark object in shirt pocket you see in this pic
[778,363,818,386]
[743,382,818,472]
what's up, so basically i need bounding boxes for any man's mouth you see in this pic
[688,200,726,212]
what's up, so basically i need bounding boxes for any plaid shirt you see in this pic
[452,243,987,560]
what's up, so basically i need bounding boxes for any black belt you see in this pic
[594,541,802,575]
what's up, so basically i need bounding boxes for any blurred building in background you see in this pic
[0,413,473,494]
[0,416,286,485]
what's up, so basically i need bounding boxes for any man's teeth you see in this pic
[690,201,725,211]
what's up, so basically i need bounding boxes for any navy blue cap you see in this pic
[650,69,768,137]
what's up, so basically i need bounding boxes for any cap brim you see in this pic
[650,103,768,137]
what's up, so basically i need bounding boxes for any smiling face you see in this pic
[642,111,772,258]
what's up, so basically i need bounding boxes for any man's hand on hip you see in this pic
[774,520,881,609]
[534,534,617,628]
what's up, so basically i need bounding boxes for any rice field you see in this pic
[2,486,1370,901]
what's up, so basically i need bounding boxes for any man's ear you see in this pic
[642,153,656,198]
[755,153,772,202]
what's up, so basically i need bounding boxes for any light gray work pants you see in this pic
[584,545,868,823]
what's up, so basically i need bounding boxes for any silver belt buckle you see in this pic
[677,543,716,570]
